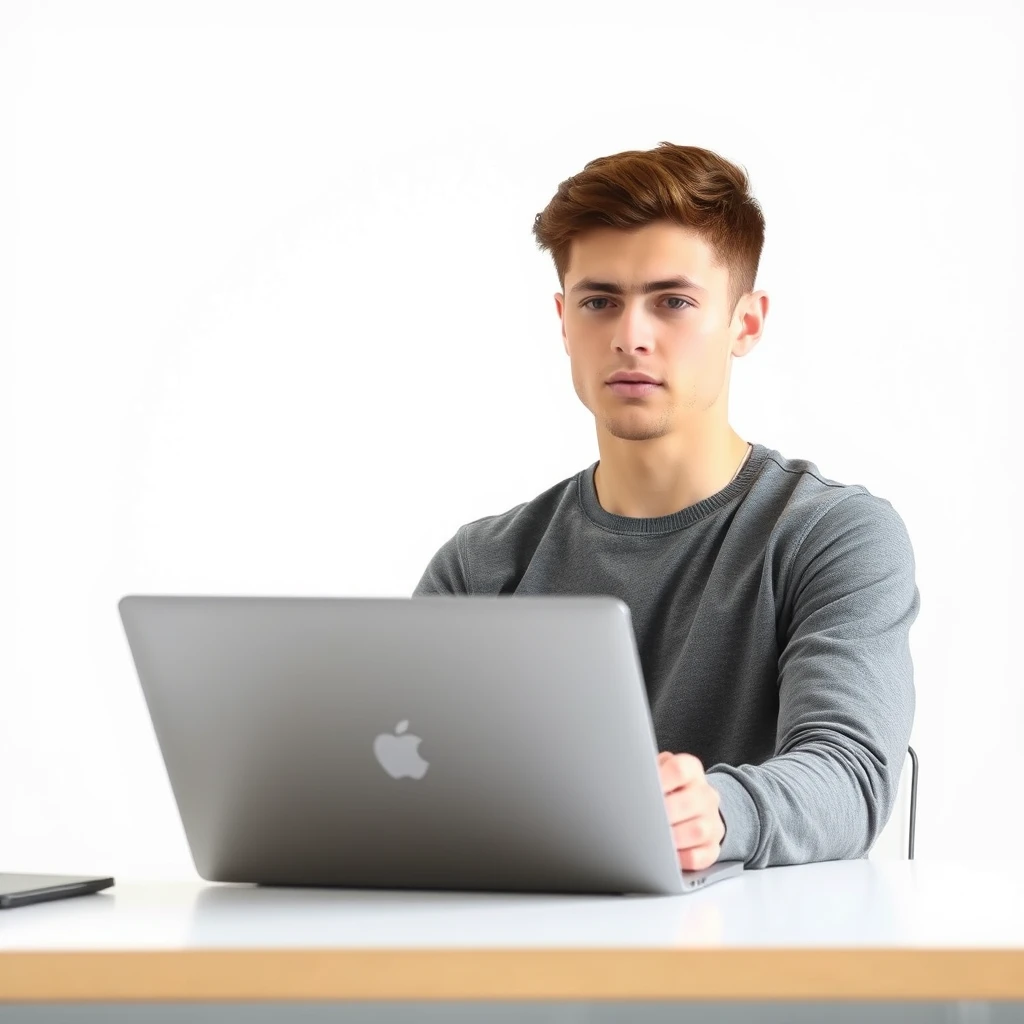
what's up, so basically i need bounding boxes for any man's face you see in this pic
[554,221,764,443]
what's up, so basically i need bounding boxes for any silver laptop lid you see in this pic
[118,595,685,895]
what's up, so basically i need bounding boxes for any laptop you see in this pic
[118,594,743,896]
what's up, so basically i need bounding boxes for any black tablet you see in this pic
[0,873,114,909]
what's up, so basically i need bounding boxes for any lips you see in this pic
[608,380,661,397]
[607,374,661,385]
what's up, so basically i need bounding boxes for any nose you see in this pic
[610,303,655,355]
[612,325,654,356]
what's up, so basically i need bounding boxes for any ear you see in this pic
[732,291,769,357]
[555,293,568,356]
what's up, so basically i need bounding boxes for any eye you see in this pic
[580,296,694,312]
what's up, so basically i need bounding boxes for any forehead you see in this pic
[565,222,723,290]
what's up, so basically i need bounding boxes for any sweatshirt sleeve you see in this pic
[706,492,921,868]
[412,525,472,595]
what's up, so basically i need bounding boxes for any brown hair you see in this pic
[532,142,765,317]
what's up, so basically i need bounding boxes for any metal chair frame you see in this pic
[907,744,918,860]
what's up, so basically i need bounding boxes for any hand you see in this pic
[657,751,725,872]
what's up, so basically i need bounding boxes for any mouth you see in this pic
[607,380,662,398]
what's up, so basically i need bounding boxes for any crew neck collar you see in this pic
[577,443,769,535]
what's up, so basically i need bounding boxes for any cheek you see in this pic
[672,330,727,369]
[665,337,731,400]
[681,324,717,351]
[567,355,591,402]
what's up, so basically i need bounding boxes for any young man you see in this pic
[413,143,920,871]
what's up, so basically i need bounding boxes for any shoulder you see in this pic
[461,469,582,545]
[756,448,917,590]
[759,446,910,537]
[415,466,585,594]
[459,469,585,587]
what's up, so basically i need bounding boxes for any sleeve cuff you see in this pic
[706,769,760,865]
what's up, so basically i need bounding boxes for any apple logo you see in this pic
[373,719,429,779]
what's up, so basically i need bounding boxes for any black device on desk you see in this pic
[0,873,114,909]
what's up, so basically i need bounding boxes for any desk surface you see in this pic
[2,860,1023,1002]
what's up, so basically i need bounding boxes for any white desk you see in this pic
[1,860,1023,1020]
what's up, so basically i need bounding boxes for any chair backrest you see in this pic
[906,745,918,858]
[867,745,918,860]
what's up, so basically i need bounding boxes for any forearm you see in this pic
[707,727,909,867]
[710,493,920,868]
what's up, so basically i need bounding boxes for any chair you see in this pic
[868,743,919,861]
[907,744,918,860]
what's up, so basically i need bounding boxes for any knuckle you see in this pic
[674,818,709,847]
[671,794,693,821]
[699,846,719,871]
[680,846,708,872]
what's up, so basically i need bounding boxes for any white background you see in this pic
[1,0,1021,880]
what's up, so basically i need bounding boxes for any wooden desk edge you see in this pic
[2,949,1024,1002]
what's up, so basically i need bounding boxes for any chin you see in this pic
[604,419,671,442]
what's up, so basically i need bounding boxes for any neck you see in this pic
[592,429,750,519]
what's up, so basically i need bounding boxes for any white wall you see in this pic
[1,0,1020,880]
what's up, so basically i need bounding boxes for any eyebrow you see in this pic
[569,276,707,296]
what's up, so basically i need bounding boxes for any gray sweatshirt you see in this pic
[412,441,920,868]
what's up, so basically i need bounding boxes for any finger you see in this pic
[658,753,705,794]
[678,842,721,873]
[666,782,721,825]
[664,788,704,826]
[671,813,722,851]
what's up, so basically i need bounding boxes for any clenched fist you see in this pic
[658,751,725,872]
